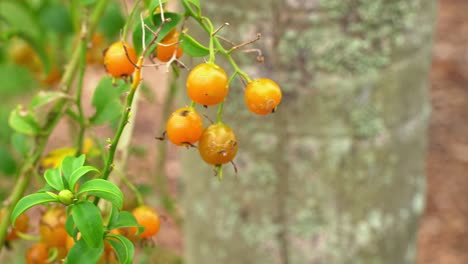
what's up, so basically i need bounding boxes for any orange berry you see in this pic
[39,206,68,248]
[0,208,29,241]
[103,42,137,78]
[186,63,229,106]
[26,243,49,264]
[130,206,160,239]
[198,123,238,165]
[156,30,183,62]
[244,78,282,115]
[166,107,203,146]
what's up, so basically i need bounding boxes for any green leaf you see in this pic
[152,12,183,42]
[149,0,170,14]
[65,238,103,264]
[8,105,41,135]
[107,205,119,228]
[39,3,73,35]
[90,78,128,125]
[29,91,66,110]
[180,34,210,57]
[107,234,134,264]
[11,132,32,157]
[71,201,104,248]
[108,211,141,231]
[65,213,75,237]
[69,166,100,191]
[98,2,125,41]
[11,192,59,226]
[77,179,123,210]
[44,167,64,191]
[37,184,55,193]
[132,12,182,55]
[61,155,86,182]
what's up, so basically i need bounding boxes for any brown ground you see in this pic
[417,0,468,263]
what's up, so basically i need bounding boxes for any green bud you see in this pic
[58,190,74,205]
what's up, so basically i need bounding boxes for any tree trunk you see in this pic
[182,1,437,263]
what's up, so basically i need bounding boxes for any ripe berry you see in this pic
[244,78,282,115]
[198,123,238,165]
[26,243,49,264]
[130,206,160,239]
[0,208,29,241]
[186,63,229,106]
[156,29,183,62]
[103,41,137,78]
[166,107,203,146]
[39,206,68,248]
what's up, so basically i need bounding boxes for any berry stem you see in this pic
[217,101,224,123]
[116,169,144,207]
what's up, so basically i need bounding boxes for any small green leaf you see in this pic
[44,167,64,191]
[108,211,141,231]
[37,184,55,193]
[65,238,103,264]
[98,2,125,40]
[77,179,123,210]
[61,155,86,181]
[132,12,182,55]
[69,166,99,191]
[29,91,66,110]
[107,234,134,264]
[90,78,127,125]
[71,201,104,248]
[152,12,183,42]
[180,34,210,57]
[65,213,75,237]
[107,205,119,228]
[11,193,59,225]
[11,132,32,157]
[9,105,41,135]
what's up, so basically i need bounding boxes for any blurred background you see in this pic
[0,0,467,263]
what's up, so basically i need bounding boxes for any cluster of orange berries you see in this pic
[10,205,159,264]
[102,31,282,172]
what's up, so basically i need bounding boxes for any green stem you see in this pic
[181,1,252,81]
[217,101,224,123]
[75,33,88,156]
[99,85,138,183]
[117,169,144,206]
[0,0,110,250]
[122,0,142,39]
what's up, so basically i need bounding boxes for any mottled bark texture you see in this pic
[182,1,436,263]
